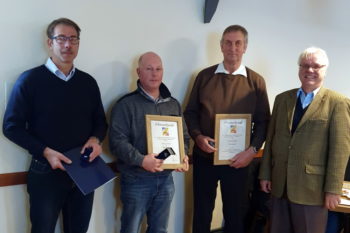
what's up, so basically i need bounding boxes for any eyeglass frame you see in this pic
[299,64,326,71]
[50,35,80,45]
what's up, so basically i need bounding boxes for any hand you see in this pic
[229,147,255,168]
[260,180,272,193]
[142,153,164,173]
[175,155,189,172]
[81,137,102,162]
[325,193,341,210]
[43,147,72,171]
[195,134,216,153]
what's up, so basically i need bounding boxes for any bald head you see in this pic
[137,52,163,98]
[138,52,162,68]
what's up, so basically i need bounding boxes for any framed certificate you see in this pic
[214,114,251,165]
[145,115,185,169]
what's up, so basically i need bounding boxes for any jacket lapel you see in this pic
[286,89,298,132]
[296,87,326,130]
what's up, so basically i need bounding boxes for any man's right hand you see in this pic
[43,147,72,171]
[142,153,164,173]
[195,134,216,153]
[260,180,272,193]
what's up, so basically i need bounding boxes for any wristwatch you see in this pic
[252,146,259,154]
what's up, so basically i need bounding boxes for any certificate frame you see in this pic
[145,115,185,169]
[214,114,251,165]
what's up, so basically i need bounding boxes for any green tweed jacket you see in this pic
[259,87,350,205]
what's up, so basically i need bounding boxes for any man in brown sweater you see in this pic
[184,25,270,233]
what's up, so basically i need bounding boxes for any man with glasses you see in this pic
[259,47,350,233]
[3,18,107,233]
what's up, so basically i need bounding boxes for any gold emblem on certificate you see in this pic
[145,115,186,169]
[213,114,251,165]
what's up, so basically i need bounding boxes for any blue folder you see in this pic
[63,147,117,195]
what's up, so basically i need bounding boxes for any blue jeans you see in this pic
[27,159,94,233]
[120,172,175,233]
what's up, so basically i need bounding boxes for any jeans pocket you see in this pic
[121,173,139,185]
[29,159,52,174]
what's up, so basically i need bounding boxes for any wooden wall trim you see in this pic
[0,171,27,187]
[0,162,118,187]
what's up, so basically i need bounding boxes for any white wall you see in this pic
[1,0,350,232]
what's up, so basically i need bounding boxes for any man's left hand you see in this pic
[229,147,256,168]
[325,192,341,210]
[81,137,102,162]
[175,155,189,172]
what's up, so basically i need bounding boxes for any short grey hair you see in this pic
[298,47,329,67]
[220,25,248,45]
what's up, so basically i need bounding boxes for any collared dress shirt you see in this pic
[297,87,321,109]
[214,62,247,77]
[45,58,76,81]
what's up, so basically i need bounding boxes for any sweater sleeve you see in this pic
[183,72,203,140]
[109,100,145,167]
[90,80,108,142]
[2,73,47,158]
[250,74,271,149]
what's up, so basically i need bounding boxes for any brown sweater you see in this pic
[184,64,270,158]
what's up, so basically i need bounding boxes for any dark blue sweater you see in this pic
[3,65,107,162]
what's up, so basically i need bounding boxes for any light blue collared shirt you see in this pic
[214,62,247,77]
[297,87,321,109]
[45,58,76,81]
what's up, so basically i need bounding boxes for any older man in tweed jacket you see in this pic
[259,47,350,233]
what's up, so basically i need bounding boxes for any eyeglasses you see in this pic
[51,35,80,45]
[299,64,326,71]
